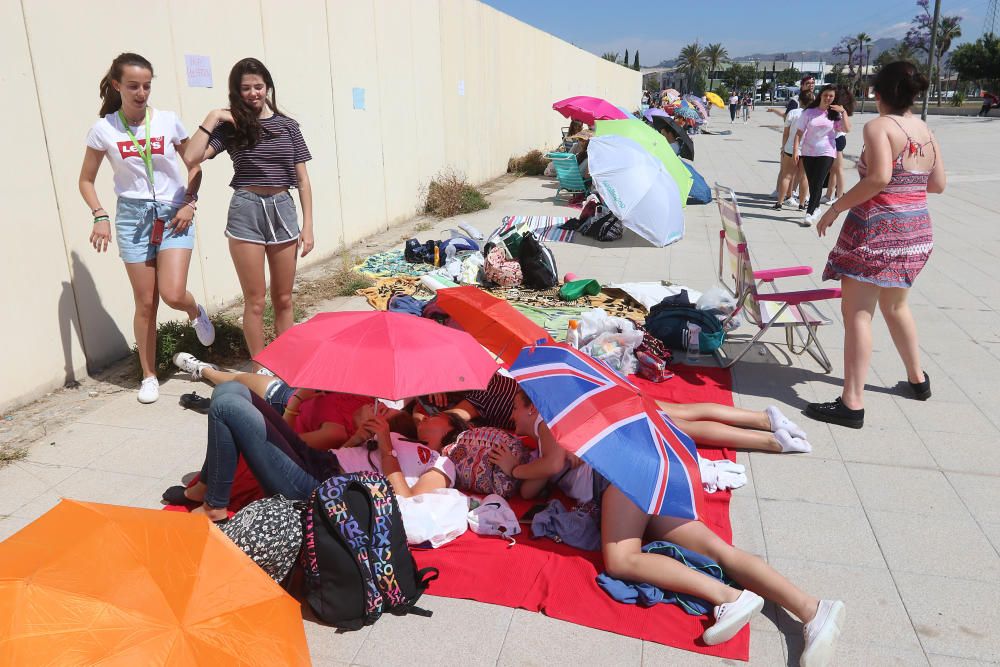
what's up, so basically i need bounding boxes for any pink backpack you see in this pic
[484,244,522,287]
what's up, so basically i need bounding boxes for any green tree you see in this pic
[676,42,707,91]
[725,63,756,91]
[704,43,729,91]
[825,63,850,85]
[776,67,802,86]
[624,49,629,68]
[633,50,640,70]
[933,18,962,105]
[950,33,1000,92]
[854,32,873,96]
[601,51,620,63]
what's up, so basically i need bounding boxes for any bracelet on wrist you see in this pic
[93,215,110,223]
[184,201,197,210]
[198,125,212,135]
[91,206,106,215]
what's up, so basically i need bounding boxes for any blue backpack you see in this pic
[301,472,438,629]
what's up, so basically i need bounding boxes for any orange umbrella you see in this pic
[0,500,309,666]
[435,286,553,365]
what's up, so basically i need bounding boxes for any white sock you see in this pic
[775,429,812,453]
[766,406,807,439]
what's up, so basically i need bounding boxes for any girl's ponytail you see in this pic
[98,53,153,117]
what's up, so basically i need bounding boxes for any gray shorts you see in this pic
[225,189,300,245]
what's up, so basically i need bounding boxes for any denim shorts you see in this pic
[226,189,299,245]
[263,379,297,414]
[115,198,195,263]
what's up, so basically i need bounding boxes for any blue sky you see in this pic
[481,0,987,65]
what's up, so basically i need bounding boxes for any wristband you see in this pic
[93,215,110,223]
[198,125,212,135]
[91,206,106,214]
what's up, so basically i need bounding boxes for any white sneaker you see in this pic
[827,196,838,207]
[800,600,846,667]
[192,304,216,346]
[802,211,819,226]
[819,195,831,205]
[788,196,800,208]
[702,590,765,645]
[173,352,217,380]
[138,377,160,404]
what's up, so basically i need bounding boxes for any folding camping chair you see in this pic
[544,152,590,200]
[713,183,841,372]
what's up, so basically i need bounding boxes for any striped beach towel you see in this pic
[493,215,576,244]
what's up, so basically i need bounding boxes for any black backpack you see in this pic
[578,210,624,242]
[300,471,438,629]
[518,232,559,289]
[644,305,726,352]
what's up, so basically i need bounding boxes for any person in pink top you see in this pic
[793,85,852,225]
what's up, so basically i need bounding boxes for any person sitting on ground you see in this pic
[516,391,846,664]
[171,381,463,520]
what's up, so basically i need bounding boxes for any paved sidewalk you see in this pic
[2,112,998,666]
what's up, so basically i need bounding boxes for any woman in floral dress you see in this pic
[807,62,946,429]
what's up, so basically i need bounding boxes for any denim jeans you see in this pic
[201,382,322,508]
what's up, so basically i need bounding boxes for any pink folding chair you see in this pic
[713,183,841,372]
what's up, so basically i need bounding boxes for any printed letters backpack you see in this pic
[301,471,438,629]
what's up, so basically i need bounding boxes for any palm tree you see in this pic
[676,42,707,93]
[601,52,620,63]
[854,32,873,96]
[705,43,729,92]
[935,17,962,105]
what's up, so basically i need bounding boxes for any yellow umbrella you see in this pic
[705,92,725,108]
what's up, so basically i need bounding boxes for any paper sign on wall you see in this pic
[184,55,213,88]
[458,79,465,96]
[352,87,366,110]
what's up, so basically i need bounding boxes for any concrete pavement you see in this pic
[2,110,999,666]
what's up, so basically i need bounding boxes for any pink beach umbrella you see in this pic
[552,96,630,126]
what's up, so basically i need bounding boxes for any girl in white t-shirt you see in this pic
[79,53,214,404]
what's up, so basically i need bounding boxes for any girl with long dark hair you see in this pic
[186,58,314,370]
[79,53,215,404]
[808,62,944,429]
[792,85,852,225]
[822,86,855,206]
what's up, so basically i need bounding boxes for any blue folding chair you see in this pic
[545,152,590,200]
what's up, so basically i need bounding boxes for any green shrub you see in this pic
[951,91,965,107]
[134,314,248,379]
[423,169,491,218]
[507,150,550,176]
[714,84,730,102]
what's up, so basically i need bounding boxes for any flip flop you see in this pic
[162,484,201,509]
[179,392,211,414]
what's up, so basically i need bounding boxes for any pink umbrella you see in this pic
[552,96,629,126]
[254,311,499,400]
[683,95,708,120]
[663,89,681,102]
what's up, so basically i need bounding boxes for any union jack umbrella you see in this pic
[509,343,704,520]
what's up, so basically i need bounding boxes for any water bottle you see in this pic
[686,322,702,363]
[566,319,581,349]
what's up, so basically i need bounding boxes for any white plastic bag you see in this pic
[695,285,741,331]
[579,308,636,347]
[586,329,645,375]
[397,488,469,548]
[468,494,521,539]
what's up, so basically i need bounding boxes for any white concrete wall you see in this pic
[1,0,639,411]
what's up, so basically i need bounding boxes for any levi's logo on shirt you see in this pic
[116,136,166,160]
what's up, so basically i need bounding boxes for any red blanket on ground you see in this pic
[410,365,748,661]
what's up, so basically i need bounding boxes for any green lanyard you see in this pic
[118,108,155,198]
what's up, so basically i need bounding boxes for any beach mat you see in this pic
[412,366,750,661]
[494,215,576,243]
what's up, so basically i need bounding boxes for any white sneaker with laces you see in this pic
[172,352,217,380]
[789,196,800,207]
[702,590,765,645]
[138,377,160,404]
[819,195,831,205]
[800,599,846,667]
[192,304,216,346]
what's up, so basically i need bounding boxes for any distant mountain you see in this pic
[654,38,900,68]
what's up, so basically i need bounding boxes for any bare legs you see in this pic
[124,249,198,379]
[840,278,924,410]
[229,238,299,371]
[200,366,276,398]
[658,401,784,452]
[601,485,819,622]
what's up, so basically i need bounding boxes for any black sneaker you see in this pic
[805,398,864,429]
[908,371,931,400]
[771,202,783,210]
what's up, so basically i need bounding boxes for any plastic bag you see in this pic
[397,488,469,548]
[468,494,521,541]
[586,329,645,375]
[695,286,741,332]
[458,251,485,285]
[579,308,636,347]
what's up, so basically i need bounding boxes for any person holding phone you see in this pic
[185,58,314,371]
[793,85,852,226]
[79,53,215,404]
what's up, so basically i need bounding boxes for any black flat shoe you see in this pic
[162,484,201,508]
[180,392,211,414]
[771,202,783,210]
[805,397,864,429]
[908,372,931,400]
